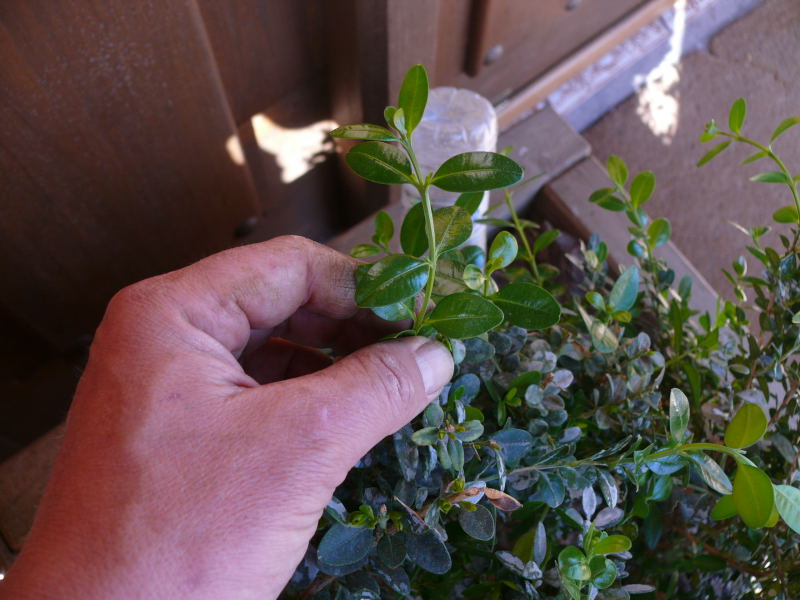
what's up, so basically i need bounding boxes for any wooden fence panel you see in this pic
[0,0,259,350]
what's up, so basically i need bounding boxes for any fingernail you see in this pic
[413,339,454,396]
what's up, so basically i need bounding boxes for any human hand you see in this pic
[1,236,453,599]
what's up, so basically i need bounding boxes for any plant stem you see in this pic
[402,138,438,331]
[505,190,540,282]
[647,442,751,464]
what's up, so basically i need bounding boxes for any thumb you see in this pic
[276,336,453,472]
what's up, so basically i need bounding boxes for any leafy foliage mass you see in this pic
[284,66,800,599]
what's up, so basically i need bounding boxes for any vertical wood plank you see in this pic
[0,0,259,350]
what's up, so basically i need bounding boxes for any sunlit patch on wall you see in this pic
[250,114,339,183]
[634,0,687,145]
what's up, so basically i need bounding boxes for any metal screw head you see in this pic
[484,44,504,66]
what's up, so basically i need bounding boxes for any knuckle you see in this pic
[355,347,419,419]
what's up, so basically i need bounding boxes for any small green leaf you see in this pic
[491,282,561,330]
[596,196,627,212]
[330,123,398,141]
[397,65,428,134]
[432,152,523,192]
[627,240,645,259]
[590,556,617,590]
[647,218,671,248]
[458,504,495,540]
[411,427,441,446]
[773,485,800,534]
[400,203,428,256]
[392,108,406,134]
[725,403,767,449]
[772,205,799,223]
[462,264,484,291]
[606,155,628,186]
[346,142,414,185]
[585,291,605,311]
[491,428,534,466]
[533,229,560,254]
[558,546,591,581]
[733,465,774,529]
[433,206,473,253]
[590,320,618,354]
[697,141,731,167]
[384,106,397,127]
[487,231,518,271]
[591,534,631,555]
[687,452,733,495]
[741,150,769,165]
[354,255,428,307]
[426,292,504,338]
[455,191,484,215]
[372,298,414,322]
[770,116,800,142]
[351,243,381,258]
[751,171,792,184]
[318,524,373,567]
[728,97,746,134]
[608,266,639,312]
[630,171,656,208]
[373,210,394,248]
[669,388,690,443]
[455,419,484,442]
[711,494,737,520]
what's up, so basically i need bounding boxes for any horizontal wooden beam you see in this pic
[496,0,677,132]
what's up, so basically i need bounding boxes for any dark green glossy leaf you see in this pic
[733,465,774,529]
[627,239,645,258]
[608,266,639,312]
[534,471,566,508]
[377,533,407,568]
[687,452,733,495]
[318,524,373,567]
[487,230,518,271]
[346,141,413,185]
[606,155,628,186]
[696,141,731,167]
[406,529,451,574]
[770,116,800,142]
[354,255,428,307]
[711,494,737,520]
[774,484,800,534]
[458,504,495,540]
[725,403,767,449]
[373,210,394,247]
[397,65,428,134]
[728,97,746,134]
[372,298,414,322]
[590,556,617,589]
[597,195,627,212]
[426,293,504,338]
[330,123,398,141]
[423,402,444,428]
[491,428,533,466]
[400,203,427,256]
[773,205,799,223]
[432,152,523,192]
[630,171,655,208]
[350,243,380,258]
[491,282,561,330]
[433,206,472,253]
[750,170,792,184]
[647,218,671,248]
[455,191,484,215]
